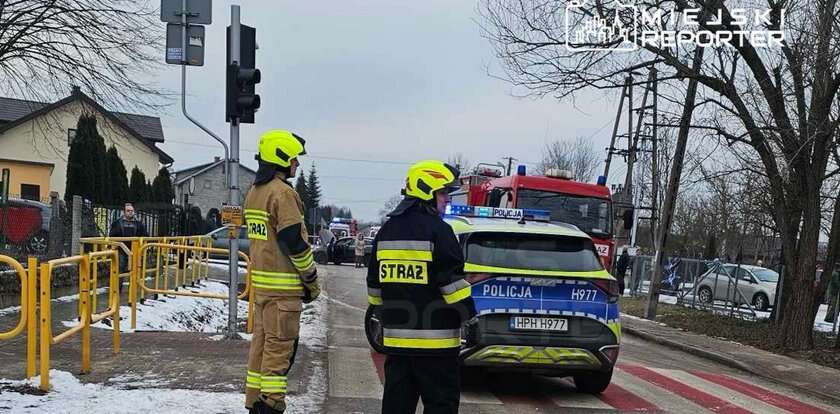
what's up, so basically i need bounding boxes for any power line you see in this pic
[164,139,415,166]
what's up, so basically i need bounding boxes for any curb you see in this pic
[622,325,840,406]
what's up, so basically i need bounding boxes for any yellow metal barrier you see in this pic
[39,250,121,391]
[0,256,37,378]
[134,242,253,332]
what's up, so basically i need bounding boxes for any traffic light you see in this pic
[226,24,260,123]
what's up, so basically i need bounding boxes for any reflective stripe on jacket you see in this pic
[244,173,312,297]
[366,199,475,356]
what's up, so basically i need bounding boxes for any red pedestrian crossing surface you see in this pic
[351,352,840,413]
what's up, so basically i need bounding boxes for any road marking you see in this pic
[651,368,789,414]
[688,370,835,414]
[329,347,383,399]
[460,389,504,405]
[323,293,366,313]
[598,377,660,412]
[332,324,365,331]
[612,368,712,414]
[541,378,613,410]
[620,364,751,414]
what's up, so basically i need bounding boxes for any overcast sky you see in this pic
[153,0,623,221]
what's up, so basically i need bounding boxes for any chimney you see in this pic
[71,85,81,96]
[214,156,221,162]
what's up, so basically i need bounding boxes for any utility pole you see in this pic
[603,77,631,180]
[645,48,705,320]
[650,68,659,243]
[503,157,517,175]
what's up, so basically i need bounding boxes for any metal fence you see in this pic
[627,255,765,320]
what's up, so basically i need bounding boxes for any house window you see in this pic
[67,129,77,146]
[20,184,40,201]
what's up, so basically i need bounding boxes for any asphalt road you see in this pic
[321,264,840,414]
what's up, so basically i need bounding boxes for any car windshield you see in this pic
[516,189,612,236]
[752,268,779,283]
[465,232,603,272]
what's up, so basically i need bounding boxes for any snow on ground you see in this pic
[0,370,244,414]
[0,287,109,316]
[61,280,248,333]
[1,269,330,413]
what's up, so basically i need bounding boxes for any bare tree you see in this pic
[0,1,165,112]
[536,136,601,181]
[447,153,472,174]
[481,0,840,350]
[378,194,403,223]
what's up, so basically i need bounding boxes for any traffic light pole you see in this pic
[179,0,229,188]
[226,4,242,339]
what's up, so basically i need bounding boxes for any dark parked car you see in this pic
[206,226,249,259]
[314,236,373,265]
[0,198,51,254]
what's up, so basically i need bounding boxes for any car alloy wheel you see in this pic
[698,287,713,304]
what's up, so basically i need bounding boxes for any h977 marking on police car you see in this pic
[571,288,598,301]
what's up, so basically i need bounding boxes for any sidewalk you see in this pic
[621,314,840,405]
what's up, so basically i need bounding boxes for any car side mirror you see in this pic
[488,189,503,207]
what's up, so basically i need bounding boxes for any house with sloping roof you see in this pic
[173,157,256,228]
[0,86,173,201]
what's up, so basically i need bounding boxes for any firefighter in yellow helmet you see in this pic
[367,160,476,414]
[244,130,319,414]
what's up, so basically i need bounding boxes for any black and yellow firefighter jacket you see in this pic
[244,173,316,297]
[366,199,476,356]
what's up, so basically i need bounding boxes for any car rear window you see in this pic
[464,232,603,272]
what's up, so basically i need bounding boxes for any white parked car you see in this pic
[695,264,778,311]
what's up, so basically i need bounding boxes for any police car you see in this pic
[365,205,620,394]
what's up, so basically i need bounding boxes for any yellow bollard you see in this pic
[110,250,121,354]
[129,241,138,330]
[90,246,98,315]
[26,257,37,378]
[39,263,51,391]
[80,256,91,375]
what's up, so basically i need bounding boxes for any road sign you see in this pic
[221,205,243,226]
[166,23,205,66]
[160,0,212,24]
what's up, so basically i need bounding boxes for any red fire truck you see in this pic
[452,164,616,270]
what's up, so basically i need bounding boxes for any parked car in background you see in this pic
[206,226,249,259]
[0,198,51,254]
[313,236,373,265]
[696,264,779,311]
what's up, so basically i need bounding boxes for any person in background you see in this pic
[355,232,366,268]
[614,247,630,296]
[108,202,148,272]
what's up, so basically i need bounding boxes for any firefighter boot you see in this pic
[253,401,284,414]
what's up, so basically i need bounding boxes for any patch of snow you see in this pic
[207,334,225,341]
[0,369,322,413]
[0,370,244,414]
[62,281,248,333]
[0,287,110,316]
[238,332,253,341]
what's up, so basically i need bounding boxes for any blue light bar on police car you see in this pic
[445,204,550,222]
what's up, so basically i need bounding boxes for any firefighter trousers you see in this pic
[245,294,302,411]
[381,354,461,414]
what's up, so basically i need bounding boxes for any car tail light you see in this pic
[592,278,620,303]
[465,273,493,284]
[600,345,620,364]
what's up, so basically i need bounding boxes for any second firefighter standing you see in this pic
[367,160,477,414]
[244,130,320,414]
